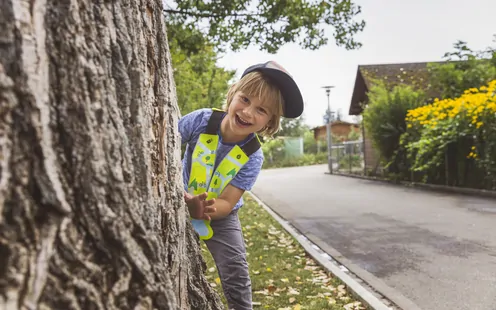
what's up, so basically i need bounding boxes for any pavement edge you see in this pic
[248,191,394,310]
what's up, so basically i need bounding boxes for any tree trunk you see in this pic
[0,1,223,309]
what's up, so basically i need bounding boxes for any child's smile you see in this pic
[235,114,253,127]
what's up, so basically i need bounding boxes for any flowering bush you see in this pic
[403,80,496,188]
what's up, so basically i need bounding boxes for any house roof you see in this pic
[348,61,444,115]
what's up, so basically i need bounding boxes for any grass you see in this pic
[201,193,366,310]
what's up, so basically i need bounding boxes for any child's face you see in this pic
[225,91,273,138]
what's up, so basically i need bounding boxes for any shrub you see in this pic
[362,83,425,174]
[404,80,496,189]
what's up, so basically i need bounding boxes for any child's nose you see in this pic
[242,106,255,117]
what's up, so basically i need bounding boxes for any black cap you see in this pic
[241,61,304,118]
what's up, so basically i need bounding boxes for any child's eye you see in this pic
[241,96,249,103]
[257,107,267,114]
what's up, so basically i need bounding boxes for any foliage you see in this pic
[261,132,328,169]
[276,117,309,137]
[362,83,425,173]
[168,24,235,115]
[303,131,321,154]
[338,154,362,169]
[403,80,496,188]
[164,0,366,53]
[262,138,286,165]
[347,128,361,141]
[428,39,496,100]
[263,153,327,169]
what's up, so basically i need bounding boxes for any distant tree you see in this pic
[168,24,235,115]
[276,116,309,137]
[428,38,496,99]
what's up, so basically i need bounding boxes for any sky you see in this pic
[216,0,496,128]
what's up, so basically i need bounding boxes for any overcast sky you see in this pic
[217,0,496,128]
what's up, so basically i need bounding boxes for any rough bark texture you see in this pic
[0,1,224,309]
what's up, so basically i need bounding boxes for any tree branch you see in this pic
[163,9,262,18]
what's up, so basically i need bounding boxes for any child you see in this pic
[178,61,304,309]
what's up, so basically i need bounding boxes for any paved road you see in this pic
[252,165,496,310]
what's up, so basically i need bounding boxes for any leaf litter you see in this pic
[201,194,366,309]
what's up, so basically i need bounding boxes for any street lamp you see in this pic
[322,85,335,174]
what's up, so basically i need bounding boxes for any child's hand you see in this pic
[184,192,216,221]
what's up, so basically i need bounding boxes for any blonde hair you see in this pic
[224,72,284,137]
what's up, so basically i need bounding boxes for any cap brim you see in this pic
[242,66,304,118]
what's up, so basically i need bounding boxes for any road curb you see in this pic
[330,172,496,200]
[248,191,395,310]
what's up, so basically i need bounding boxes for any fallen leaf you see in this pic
[268,284,277,293]
[215,277,220,285]
[293,305,301,310]
[253,270,260,275]
[266,267,272,272]
[289,297,296,303]
[281,278,289,283]
[208,267,215,273]
[287,287,300,295]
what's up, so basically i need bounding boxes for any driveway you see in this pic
[251,164,496,310]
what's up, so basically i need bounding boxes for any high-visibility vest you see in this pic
[187,109,261,240]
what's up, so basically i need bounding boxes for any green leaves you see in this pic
[165,0,365,53]
[362,83,425,173]
[167,23,235,115]
[428,39,496,100]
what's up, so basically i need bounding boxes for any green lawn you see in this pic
[201,193,366,310]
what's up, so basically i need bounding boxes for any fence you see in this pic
[332,140,364,174]
[283,137,304,159]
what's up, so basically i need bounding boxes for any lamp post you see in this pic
[322,86,335,174]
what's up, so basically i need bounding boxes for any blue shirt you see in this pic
[178,108,264,210]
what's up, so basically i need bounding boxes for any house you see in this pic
[313,121,361,142]
[348,61,442,172]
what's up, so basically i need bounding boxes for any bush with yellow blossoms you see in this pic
[403,80,496,189]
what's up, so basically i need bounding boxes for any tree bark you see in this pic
[0,1,223,309]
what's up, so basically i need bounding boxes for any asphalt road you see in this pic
[251,164,496,310]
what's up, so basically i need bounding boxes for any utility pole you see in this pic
[322,86,335,174]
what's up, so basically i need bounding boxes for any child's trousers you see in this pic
[204,209,252,310]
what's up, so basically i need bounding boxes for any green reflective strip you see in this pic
[188,133,218,195]
[207,145,249,199]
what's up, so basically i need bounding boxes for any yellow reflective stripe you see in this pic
[188,132,219,240]
[188,133,218,195]
[207,145,249,199]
